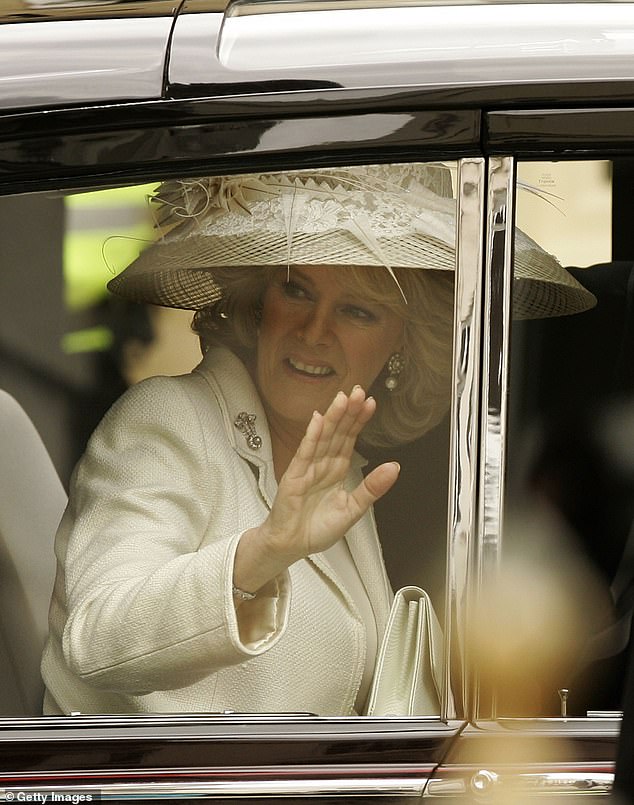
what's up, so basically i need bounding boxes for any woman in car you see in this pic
[40,164,595,715]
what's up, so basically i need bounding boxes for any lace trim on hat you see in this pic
[151,166,457,301]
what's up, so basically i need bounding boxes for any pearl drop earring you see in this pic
[384,352,404,391]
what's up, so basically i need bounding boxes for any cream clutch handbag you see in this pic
[365,585,448,716]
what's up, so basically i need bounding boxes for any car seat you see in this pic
[0,390,66,714]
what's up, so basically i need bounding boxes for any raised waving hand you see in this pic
[233,386,400,594]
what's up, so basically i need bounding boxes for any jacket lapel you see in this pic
[345,508,393,636]
[195,347,278,507]
[311,453,393,634]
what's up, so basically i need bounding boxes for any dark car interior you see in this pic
[500,159,634,718]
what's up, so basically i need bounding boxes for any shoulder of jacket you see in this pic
[96,372,223,440]
[114,370,210,409]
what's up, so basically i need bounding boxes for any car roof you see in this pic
[175,1,634,94]
[3,0,634,112]
[0,1,181,110]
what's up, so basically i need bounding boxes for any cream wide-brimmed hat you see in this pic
[107,164,596,320]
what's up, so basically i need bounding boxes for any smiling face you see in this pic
[255,266,405,446]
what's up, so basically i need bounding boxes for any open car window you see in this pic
[0,161,461,718]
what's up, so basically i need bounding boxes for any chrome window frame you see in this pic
[472,155,515,722]
[443,156,486,720]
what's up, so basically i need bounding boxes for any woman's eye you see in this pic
[282,280,309,300]
[343,305,376,322]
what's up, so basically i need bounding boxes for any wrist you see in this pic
[232,584,256,601]
[233,523,295,594]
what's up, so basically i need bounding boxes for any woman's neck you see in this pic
[245,356,304,481]
[266,413,304,482]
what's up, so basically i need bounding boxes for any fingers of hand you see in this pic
[315,390,350,449]
[289,387,375,482]
[292,391,348,469]
[317,386,375,460]
[291,409,325,470]
[352,461,401,513]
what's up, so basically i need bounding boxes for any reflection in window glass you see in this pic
[1,163,457,716]
[501,159,633,718]
[516,161,611,269]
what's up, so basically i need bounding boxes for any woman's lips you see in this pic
[285,357,335,378]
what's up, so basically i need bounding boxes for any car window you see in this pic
[0,161,459,717]
[497,159,634,718]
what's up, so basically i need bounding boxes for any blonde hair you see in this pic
[192,265,454,447]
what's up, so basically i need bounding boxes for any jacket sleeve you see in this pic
[58,375,291,694]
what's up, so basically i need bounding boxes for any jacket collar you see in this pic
[194,346,278,504]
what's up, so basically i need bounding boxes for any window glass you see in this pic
[500,160,633,718]
[0,161,458,716]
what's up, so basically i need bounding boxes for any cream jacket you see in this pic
[41,347,393,715]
